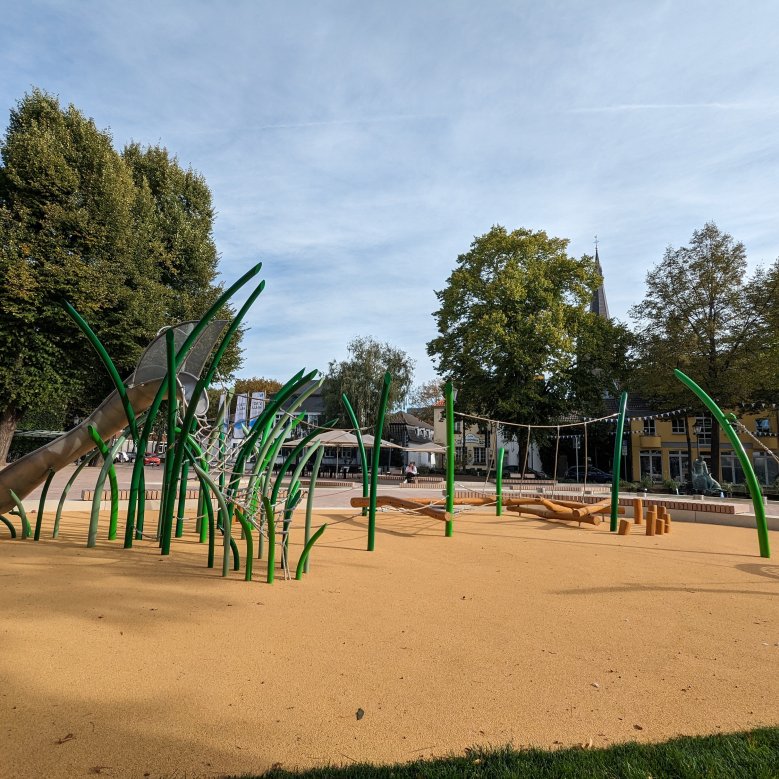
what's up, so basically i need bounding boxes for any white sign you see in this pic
[233,393,248,439]
[249,392,266,426]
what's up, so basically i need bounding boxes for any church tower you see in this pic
[590,244,610,319]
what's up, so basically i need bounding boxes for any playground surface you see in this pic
[1,507,777,778]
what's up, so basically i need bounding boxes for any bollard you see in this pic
[646,506,656,536]
[633,497,643,525]
[618,518,630,536]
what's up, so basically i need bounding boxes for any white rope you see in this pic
[454,410,619,430]
[735,422,779,466]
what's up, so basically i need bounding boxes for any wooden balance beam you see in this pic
[350,496,448,521]
[506,504,603,525]
[505,496,621,526]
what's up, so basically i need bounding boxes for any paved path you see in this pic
[6,462,778,517]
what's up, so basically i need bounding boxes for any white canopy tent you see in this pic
[280,430,402,475]
[402,440,447,468]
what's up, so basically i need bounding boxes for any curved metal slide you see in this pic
[0,380,164,515]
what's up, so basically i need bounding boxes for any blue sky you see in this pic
[2,1,779,388]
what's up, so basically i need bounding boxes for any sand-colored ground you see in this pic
[1,506,777,778]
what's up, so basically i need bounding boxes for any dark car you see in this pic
[144,454,162,466]
[564,466,612,483]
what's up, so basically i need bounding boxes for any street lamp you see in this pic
[692,422,702,460]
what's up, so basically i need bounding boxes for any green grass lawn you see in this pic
[230,727,779,779]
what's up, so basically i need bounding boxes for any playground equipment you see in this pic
[0,264,334,582]
[350,493,619,526]
[675,369,770,558]
[437,389,629,530]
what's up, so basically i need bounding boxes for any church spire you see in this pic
[590,237,610,319]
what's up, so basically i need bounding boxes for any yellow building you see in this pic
[628,409,779,486]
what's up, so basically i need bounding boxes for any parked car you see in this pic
[563,466,612,483]
[126,451,137,462]
[144,454,162,466]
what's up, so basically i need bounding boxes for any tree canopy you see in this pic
[322,336,415,428]
[629,221,779,478]
[407,379,444,424]
[0,89,240,461]
[427,225,626,427]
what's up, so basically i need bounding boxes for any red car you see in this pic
[144,455,161,466]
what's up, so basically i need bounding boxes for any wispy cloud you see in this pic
[570,101,779,113]
[2,1,779,385]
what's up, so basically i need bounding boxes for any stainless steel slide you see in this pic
[0,318,228,515]
[0,379,164,514]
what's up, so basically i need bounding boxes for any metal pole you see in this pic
[610,391,628,532]
[445,381,455,537]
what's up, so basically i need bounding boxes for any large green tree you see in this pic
[0,89,240,462]
[322,336,415,428]
[427,225,623,427]
[122,142,241,379]
[629,222,779,480]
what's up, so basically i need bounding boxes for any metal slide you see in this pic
[0,379,163,514]
[0,319,227,516]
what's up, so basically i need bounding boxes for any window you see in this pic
[694,416,712,445]
[643,419,656,435]
[753,452,779,486]
[721,452,745,484]
[671,418,687,435]
[668,450,689,482]
[473,447,486,465]
[639,450,662,480]
[756,418,771,435]
[307,413,320,427]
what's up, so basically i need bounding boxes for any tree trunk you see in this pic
[0,406,22,466]
[684,415,694,489]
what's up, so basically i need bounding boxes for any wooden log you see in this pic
[349,495,448,521]
[618,518,631,535]
[633,497,643,525]
[505,505,602,525]
[539,499,574,515]
[571,498,611,519]
[646,506,656,536]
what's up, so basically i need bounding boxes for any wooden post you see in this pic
[633,497,644,525]
[618,518,631,535]
[646,505,656,536]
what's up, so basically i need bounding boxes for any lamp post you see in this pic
[693,422,702,461]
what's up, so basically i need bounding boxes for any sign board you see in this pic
[233,393,248,439]
[249,391,266,426]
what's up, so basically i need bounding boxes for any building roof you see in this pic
[387,411,433,430]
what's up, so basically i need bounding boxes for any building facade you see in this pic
[628,409,779,486]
